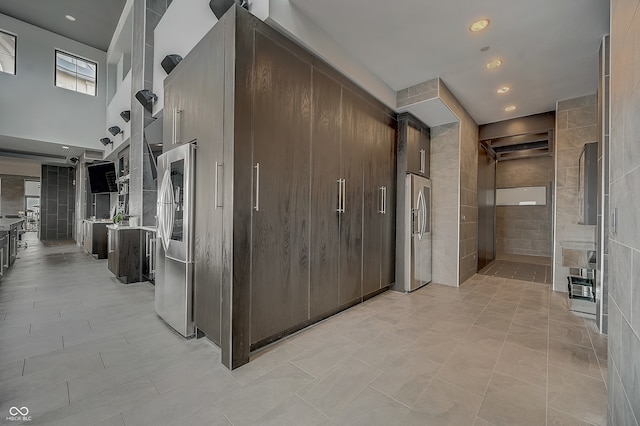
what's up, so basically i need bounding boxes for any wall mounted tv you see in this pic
[88,162,118,193]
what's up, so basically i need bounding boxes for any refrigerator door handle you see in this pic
[416,190,425,240]
[336,179,342,213]
[419,149,425,174]
[420,190,427,236]
[254,162,260,212]
[378,186,384,214]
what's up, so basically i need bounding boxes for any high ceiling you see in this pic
[0,0,126,51]
[289,0,610,125]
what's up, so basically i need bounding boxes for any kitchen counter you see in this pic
[106,224,156,232]
[0,218,25,231]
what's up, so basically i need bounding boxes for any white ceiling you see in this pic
[289,0,610,125]
[0,0,126,51]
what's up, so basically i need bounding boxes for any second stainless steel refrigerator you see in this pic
[402,174,432,291]
[155,142,196,337]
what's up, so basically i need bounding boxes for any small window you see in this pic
[0,30,16,75]
[55,49,97,96]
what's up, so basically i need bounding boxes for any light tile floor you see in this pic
[480,255,553,285]
[0,235,608,425]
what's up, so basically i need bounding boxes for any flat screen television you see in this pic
[88,162,118,193]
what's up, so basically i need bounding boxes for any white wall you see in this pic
[152,0,218,115]
[252,0,397,109]
[0,14,106,150]
[103,71,132,156]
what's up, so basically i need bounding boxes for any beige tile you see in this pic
[371,349,440,407]
[494,342,547,387]
[352,332,413,369]
[252,395,328,426]
[291,336,360,378]
[407,330,460,364]
[216,363,314,424]
[506,323,548,353]
[548,366,607,426]
[549,319,593,348]
[429,319,472,338]
[548,338,602,380]
[399,378,482,426]
[478,372,546,426]
[547,408,598,426]
[512,307,548,331]
[474,417,497,426]
[485,300,519,317]
[457,326,507,359]
[435,347,497,396]
[518,296,549,313]
[473,311,513,333]
[231,341,306,385]
[297,358,381,418]
[329,386,410,425]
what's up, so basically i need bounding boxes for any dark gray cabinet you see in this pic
[399,113,430,178]
[249,31,312,345]
[168,6,397,369]
[363,110,396,296]
[83,221,108,259]
[108,227,141,284]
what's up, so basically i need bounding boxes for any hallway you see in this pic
[0,237,607,425]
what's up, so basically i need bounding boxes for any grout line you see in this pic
[99,352,106,369]
[29,323,32,334]
[87,320,92,330]
[62,335,65,348]
[66,381,70,405]
[120,413,125,425]
[21,359,26,376]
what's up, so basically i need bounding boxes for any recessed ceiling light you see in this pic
[62,146,70,150]
[497,86,510,94]
[480,46,490,52]
[505,105,517,112]
[469,19,490,32]
[65,15,76,22]
[486,59,502,69]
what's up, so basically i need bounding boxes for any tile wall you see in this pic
[0,175,36,216]
[608,0,640,424]
[496,157,553,258]
[430,122,460,286]
[553,94,598,291]
[40,165,75,240]
[439,81,479,285]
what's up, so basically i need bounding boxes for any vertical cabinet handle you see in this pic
[173,108,182,145]
[342,179,346,213]
[150,238,156,274]
[254,163,260,211]
[378,186,384,214]
[215,161,223,209]
[336,179,342,213]
[383,186,387,214]
[419,149,425,174]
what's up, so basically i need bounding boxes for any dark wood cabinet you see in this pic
[108,227,141,284]
[399,113,430,178]
[83,221,108,259]
[169,6,397,368]
[249,32,312,345]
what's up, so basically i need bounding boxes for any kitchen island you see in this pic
[0,218,25,277]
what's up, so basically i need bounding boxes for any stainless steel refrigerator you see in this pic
[402,174,432,291]
[155,143,196,337]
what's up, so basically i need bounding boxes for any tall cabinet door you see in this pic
[310,69,342,318]
[362,111,384,296]
[250,33,311,345]
[193,21,226,346]
[339,88,364,305]
[380,121,396,287]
